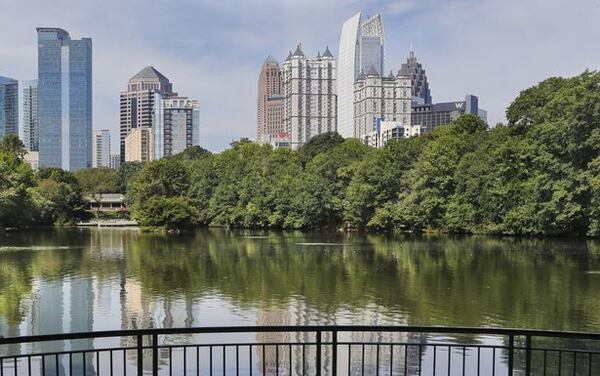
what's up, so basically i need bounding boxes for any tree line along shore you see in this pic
[1,71,599,237]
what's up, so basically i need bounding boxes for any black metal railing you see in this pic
[1,326,600,375]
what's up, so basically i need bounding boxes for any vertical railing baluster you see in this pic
[543,350,547,376]
[262,345,265,376]
[124,349,127,376]
[97,350,100,375]
[477,347,480,376]
[573,352,577,375]
[347,345,351,376]
[42,355,45,376]
[589,352,592,376]
[137,335,143,376]
[288,344,292,376]
[558,351,562,376]
[332,330,338,376]
[153,333,159,376]
[376,344,380,376]
[447,345,451,376]
[236,345,239,376]
[110,350,114,376]
[184,346,187,375]
[389,344,393,376]
[525,336,532,376]
[83,351,87,376]
[223,345,226,376]
[197,346,200,376]
[69,353,73,376]
[210,346,213,376]
[249,345,253,376]
[462,346,465,376]
[316,331,322,376]
[28,355,32,376]
[404,345,408,376]
[302,344,305,376]
[13,357,16,376]
[508,335,514,376]
[55,354,58,376]
[418,344,422,376]
[275,345,279,376]
[433,345,436,375]
[492,347,496,376]
[361,344,365,376]
[169,346,173,376]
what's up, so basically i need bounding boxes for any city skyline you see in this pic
[1,0,599,151]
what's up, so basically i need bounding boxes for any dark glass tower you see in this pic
[398,51,432,104]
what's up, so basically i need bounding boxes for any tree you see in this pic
[0,134,27,159]
[117,161,143,193]
[297,132,344,166]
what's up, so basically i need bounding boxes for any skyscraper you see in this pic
[20,79,39,151]
[120,66,175,162]
[398,51,432,104]
[37,28,92,171]
[282,44,337,148]
[256,55,284,144]
[0,76,19,139]
[154,95,200,159]
[92,129,111,168]
[124,126,153,162]
[337,12,385,138]
[353,69,411,139]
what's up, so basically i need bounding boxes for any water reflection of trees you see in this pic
[1,229,600,334]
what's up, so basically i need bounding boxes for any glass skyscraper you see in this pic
[20,79,39,151]
[37,28,92,171]
[0,76,19,139]
[337,12,384,138]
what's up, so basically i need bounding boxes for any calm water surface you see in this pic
[1,228,600,338]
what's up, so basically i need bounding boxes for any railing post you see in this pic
[316,330,322,376]
[137,335,144,376]
[332,330,338,376]
[507,335,514,375]
[525,335,532,376]
[153,333,159,376]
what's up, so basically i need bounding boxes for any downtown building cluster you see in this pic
[256,12,487,149]
[0,28,200,171]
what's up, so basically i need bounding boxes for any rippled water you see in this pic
[1,228,599,339]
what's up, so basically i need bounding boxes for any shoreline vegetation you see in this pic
[1,71,599,237]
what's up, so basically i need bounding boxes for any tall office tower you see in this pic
[154,95,200,159]
[92,129,111,168]
[256,55,284,144]
[282,44,337,148]
[353,69,411,139]
[119,66,175,162]
[337,12,384,138]
[124,126,153,162]
[109,154,120,170]
[37,28,92,171]
[0,76,19,139]
[20,79,39,151]
[398,50,432,104]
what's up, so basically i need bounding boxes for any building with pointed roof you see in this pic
[353,71,411,139]
[256,55,284,144]
[398,51,432,104]
[337,12,385,138]
[119,66,175,162]
[282,44,337,148]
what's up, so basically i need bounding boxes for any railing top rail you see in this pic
[1,325,600,346]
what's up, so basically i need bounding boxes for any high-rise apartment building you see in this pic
[109,154,120,170]
[0,76,19,139]
[124,127,153,163]
[92,130,111,168]
[398,51,432,104]
[282,44,337,147]
[154,95,200,159]
[353,68,411,139]
[337,12,385,138]
[120,66,174,162]
[37,28,92,171]
[256,56,284,144]
[20,79,39,151]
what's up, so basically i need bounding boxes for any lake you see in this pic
[1,228,600,373]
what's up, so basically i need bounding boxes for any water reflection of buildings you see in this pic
[255,300,423,375]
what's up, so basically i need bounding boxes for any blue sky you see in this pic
[1,0,599,151]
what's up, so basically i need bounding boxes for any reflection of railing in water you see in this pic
[1,325,600,375]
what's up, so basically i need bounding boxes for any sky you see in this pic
[1,0,599,152]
